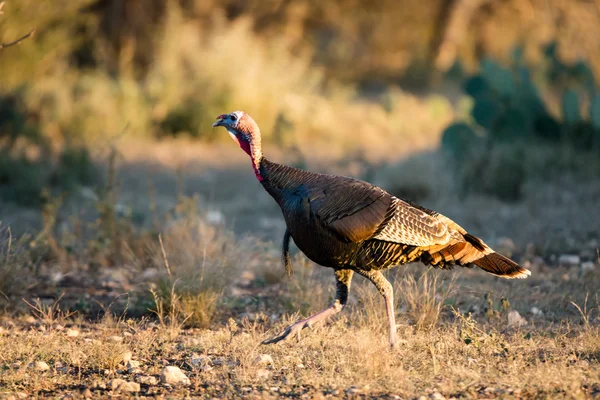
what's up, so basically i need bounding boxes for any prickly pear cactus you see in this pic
[562,90,580,124]
[471,96,502,130]
[490,107,532,142]
[481,59,515,97]
[590,93,600,130]
[441,123,480,160]
[463,75,491,100]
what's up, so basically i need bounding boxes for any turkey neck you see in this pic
[258,158,311,199]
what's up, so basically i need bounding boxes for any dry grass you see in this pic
[0,290,598,398]
[0,157,598,397]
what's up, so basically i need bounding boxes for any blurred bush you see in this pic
[442,55,600,201]
[1,0,600,207]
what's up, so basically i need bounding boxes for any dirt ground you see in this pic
[0,141,599,399]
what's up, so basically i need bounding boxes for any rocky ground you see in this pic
[1,257,599,399]
[1,144,599,399]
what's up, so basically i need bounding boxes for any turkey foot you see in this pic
[262,303,343,344]
[262,269,353,345]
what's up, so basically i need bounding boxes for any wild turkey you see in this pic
[213,111,530,347]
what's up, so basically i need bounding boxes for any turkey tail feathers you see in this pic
[472,252,531,279]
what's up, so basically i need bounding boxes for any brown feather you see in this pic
[472,252,530,279]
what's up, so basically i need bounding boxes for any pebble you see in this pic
[190,355,212,371]
[121,351,133,363]
[127,360,141,373]
[55,362,68,373]
[347,386,361,394]
[66,328,79,337]
[206,210,225,224]
[256,369,270,379]
[160,366,190,386]
[558,254,580,266]
[430,392,446,400]
[109,378,140,393]
[31,361,50,371]
[507,310,527,327]
[530,307,543,317]
[580,261,595,273]
[253,354,274,366]
[108,335,123,342]
[136,375,159,385]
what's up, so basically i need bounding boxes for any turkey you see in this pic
[213,111,530,347]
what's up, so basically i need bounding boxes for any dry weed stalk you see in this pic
[397,269,457,331]
[0,2,35,50]
[570,293,597,330]
[149,233,190,338]
[22,294,75,327]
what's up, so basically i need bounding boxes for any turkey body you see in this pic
[260,158,524,277]
[262,160,414,270]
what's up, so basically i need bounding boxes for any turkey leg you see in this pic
[355,270,397,348]
[262,269,354,344]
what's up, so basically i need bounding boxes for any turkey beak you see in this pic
[212,114,227,127]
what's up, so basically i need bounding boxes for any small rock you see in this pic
[66,328,79,337]
[121,351,133,363]
[558,254,580,266]
[136,375,159,385]
[92,380,107,390]
[253,354,274,366]
[160,366,190,386]
[256,369,270,379]
[530,307,543,317]
[55,362,68,373]
[296,363,305,369]
[108,335,123,342]
[127,360,141,373]
[32,361,50,371]
[206,210,225,224]
[109,378,140,393]
[430,392,446,400]
[580,261,595,273]
[507,310,527,327]
[141,268,159,281]
[53,324,64,331]
[190,355,212,371]
[238,271,256,287]
[109,379,125,390]
[347,386,361,394]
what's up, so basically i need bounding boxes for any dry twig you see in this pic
[0,2,36,50]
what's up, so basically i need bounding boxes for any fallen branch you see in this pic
[0,27,35,50]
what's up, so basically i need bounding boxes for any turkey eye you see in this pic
[230,114,237,121]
